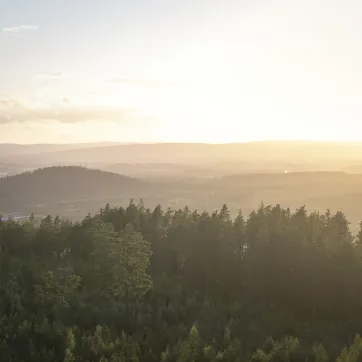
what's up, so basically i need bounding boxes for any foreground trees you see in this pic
[1,201,362,360]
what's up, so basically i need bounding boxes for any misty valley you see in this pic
[2,142,362,232]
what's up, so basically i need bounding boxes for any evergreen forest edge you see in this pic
[1,200,362,361]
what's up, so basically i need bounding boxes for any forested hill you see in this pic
[1,202,362,360]
[0,166,146,215]
[2,167,362,228]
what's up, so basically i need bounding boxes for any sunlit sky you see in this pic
[1,0,362,144]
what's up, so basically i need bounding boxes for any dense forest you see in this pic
[1,201,362,361]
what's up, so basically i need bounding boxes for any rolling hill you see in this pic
[4,141,362,167]
[341,165,362,174]
[0,166,148,217]
[0,142,122,158]
[1,167,362,232]
[212,171,362,231]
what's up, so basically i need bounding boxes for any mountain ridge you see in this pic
[5,141,362,165]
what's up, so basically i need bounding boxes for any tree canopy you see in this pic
[0,201,362,361]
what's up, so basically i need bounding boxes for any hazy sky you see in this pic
[1,0,362,143]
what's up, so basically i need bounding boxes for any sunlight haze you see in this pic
[2,3,362,359]
[1,0,362,143]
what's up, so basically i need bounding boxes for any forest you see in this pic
[1,201,362,361]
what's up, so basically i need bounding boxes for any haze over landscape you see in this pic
[2,1,362,361]
[2,0,362,143]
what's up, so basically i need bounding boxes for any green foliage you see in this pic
[0,201,362,360]
[313,343,329,362]
[336,334,362,362]
[252,336,300,362]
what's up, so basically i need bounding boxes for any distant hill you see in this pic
[99,162,218,179]
[1,166,362,231]
[0,166,148,217]
[4,141,362,166]
[217,171,362,197]
[211,171,362,230]
[341,165,362,174]
[219,171,358,185]
[0,142,122,158]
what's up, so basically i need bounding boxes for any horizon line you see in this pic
[2,139,362,146]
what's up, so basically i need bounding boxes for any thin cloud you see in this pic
[35,72,72,80]
[0,98,152,125]
[0,99,23,108]
[3,25,39,33]
[62,96,70,104]
[106,78,177,88]
[48,72,63,77]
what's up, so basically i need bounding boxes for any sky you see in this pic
[0,0,362,144]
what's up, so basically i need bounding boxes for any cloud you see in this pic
[0,98,150,125]
[105,78,177,88]
[0,99,23,109]
[3,25,39,33]
[47,72,63,77]
[35,72,73,80]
